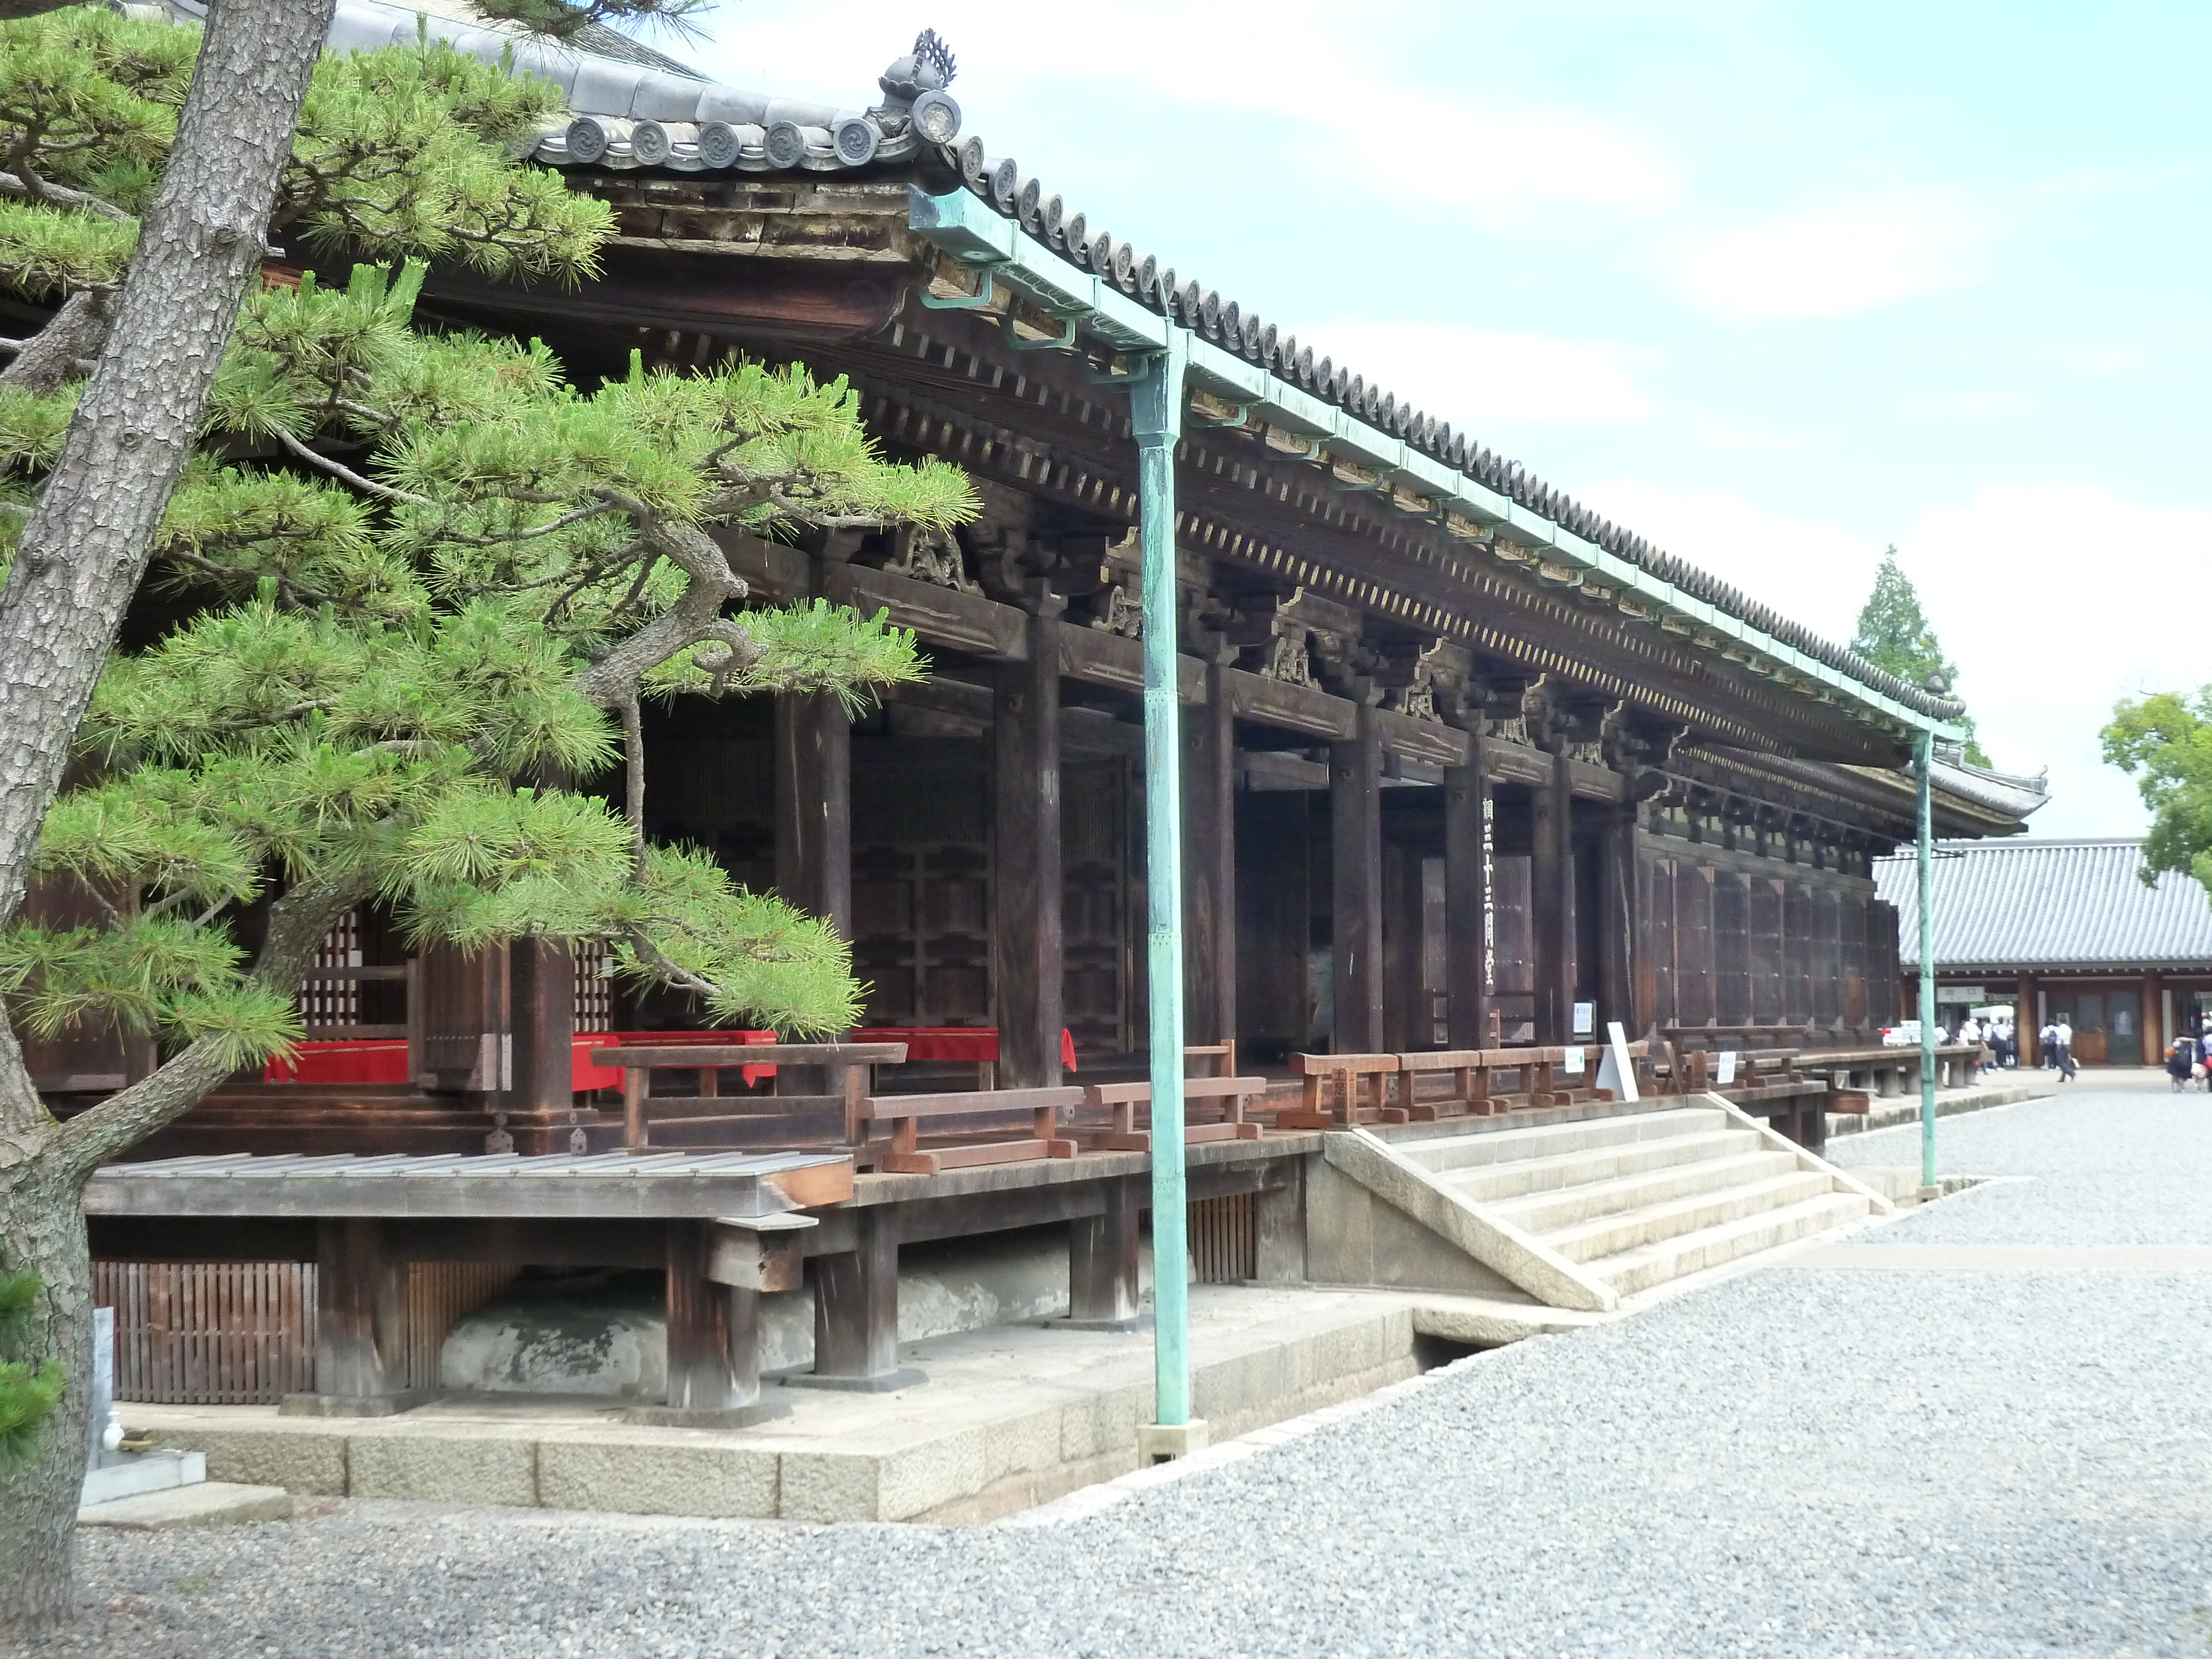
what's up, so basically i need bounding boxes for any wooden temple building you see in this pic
[43,6,2044,1427]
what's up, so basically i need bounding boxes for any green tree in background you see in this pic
[1850,547,1990,766]
[2103,691,2212,898]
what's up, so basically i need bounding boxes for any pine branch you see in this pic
[0,169,130,225]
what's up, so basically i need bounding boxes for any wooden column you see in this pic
[1331,702,1385,1054]
[635,1220,772,1426]
[797,1206,919,1390]
[1067,1175,1141,1327]
[1531,748,1573,1044]
[507,937,575,1151]
[288,1218,419,1414]
[1443,735,1490,1051]
[992,603,1065,1088]
[2145,971,2163,1067]
[1182,662,1238,1048]
[2018,970,2037,1064]
[1598,804,1637,1037]
[773,691,853,938]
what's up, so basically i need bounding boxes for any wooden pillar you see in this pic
[992,605,1065,1088]
[1182,662,1238,1048]
[288,1218,419,1415]
[773,691,853,939]
[633,1220,773,1426]
[1531,749,1573,1044]
[2018,970,2037,1064]
[797,1207,919,1390]
[1331,703,1385,1054]
[1067,1175,1141,1327]
[507,937,575,1151]
[1443,734,1491,1052]
[1598,803,1636,1038]
[2145,971,2162,1067]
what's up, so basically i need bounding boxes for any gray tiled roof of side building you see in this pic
[1873,838,2212,971]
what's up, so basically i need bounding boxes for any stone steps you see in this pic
[1447,1128,1765,1207]
[1363,1098,1880,1306]
[1485,1147,1801,1234]
[1400,1106,1734,1176]
[1544,1169,1839,1264]
[1587,1192,1874,1297]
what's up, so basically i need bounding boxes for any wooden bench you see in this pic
[591,1043,908,1152]
[1183,1040,1239,1078]
[1079,1076,1270,1151]
[1281,1053,1400,1128]
[860,1086,1083,1175]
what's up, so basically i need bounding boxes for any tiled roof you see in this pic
[304,5,1965,726]
[1872,839,2212,971]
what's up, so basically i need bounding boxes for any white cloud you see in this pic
[1574,479,1884,639]
[1668,191,1995,321]
[1296,322,1657,431]
[1898,482,2212,836]
[692,1,1679,226]
[1574,477,2212,838]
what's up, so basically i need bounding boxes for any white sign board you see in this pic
[1595,1020,1639,1104]
[1561,1044,1585,1076]
[1572,1000,1595,1038]
[1715,1050,1738,1087]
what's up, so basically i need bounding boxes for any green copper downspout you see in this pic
[1132,341,1191,1428]
[1916,729,1937,1192]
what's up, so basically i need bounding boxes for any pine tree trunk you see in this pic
[0,1121,93,1637]
[0,0,335,941]
[0,0,336,1634]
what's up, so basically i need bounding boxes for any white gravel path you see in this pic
[28,1079,2212,1657]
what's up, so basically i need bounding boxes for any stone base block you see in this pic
[1040,1313,1152,1333]
[781,1366,927,1394]
[621,1399,791,1430]
[279,1390,432,1418]
[1136,1418,1211,1463]
[79,1481,293,1531]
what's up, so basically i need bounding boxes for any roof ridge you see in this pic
[939,136,1965,725]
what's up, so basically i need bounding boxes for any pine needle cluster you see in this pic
[0,17,978,1055]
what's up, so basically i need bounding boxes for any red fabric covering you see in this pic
[264,1040,409,1086]
[850,1027,1079,1073]
[263,1026,1078,1089]
[575,1030,776,1092]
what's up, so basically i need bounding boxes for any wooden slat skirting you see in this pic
[1188,1192,1257,1285]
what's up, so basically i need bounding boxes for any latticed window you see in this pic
[574,941,613,1032]
[298,910,363,1030]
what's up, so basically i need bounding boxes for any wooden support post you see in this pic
[1443,735,1491,1053]
[774,691,853,937]
[1066,1175,1142,1328]
[1598,804,1636,1039]
[628,1220,778,1426]
[775,679,853,1099]
[1531,748,1573,1044]
[794,1206,920,1390]
[283,1218,423,1416]
[1183,661,1238,1050]
[993,603,1065,1089]
[507,935,576,1154]
[1332,703,1385,1055]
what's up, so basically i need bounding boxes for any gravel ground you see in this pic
[26,1078,2212,1658]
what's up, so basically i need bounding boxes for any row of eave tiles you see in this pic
[932,139,1955,728]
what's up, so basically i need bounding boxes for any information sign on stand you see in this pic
[1562,1044,1585,1077]
[1715,1050,1738,1087]
[1595,1021,1639,1104]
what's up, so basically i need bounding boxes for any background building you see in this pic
[1876,837,2212,1066]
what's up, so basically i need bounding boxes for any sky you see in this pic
[677,0,2212,836]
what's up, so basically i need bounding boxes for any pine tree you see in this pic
[0,12,973,1634]
[1850,548,1990,768]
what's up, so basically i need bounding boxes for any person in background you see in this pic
[1959,1014,1982,1070]
[2055,1014,2077,1082]
[2168,1028,2198,1092]
[2040,1017,2059,1070]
